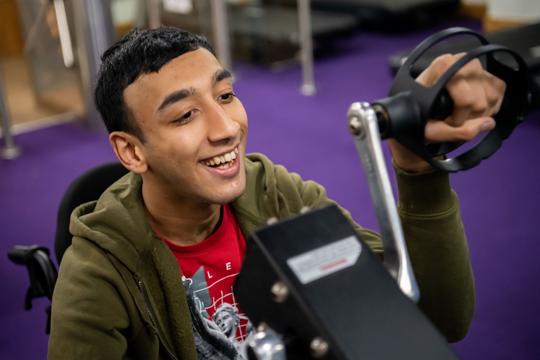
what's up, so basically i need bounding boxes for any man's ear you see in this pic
[109,131,148,174]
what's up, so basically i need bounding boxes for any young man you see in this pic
[48,27,504,359]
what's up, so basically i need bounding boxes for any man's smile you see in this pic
[200,146,242,176]
[201,146,239,168]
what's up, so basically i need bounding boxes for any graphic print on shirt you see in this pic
[183,266,253,358]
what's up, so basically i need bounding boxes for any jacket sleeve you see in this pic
[395,166,475,342]
[48,237,132,359]
[274,162,474,342]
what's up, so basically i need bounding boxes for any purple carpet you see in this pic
[2,18,539,359]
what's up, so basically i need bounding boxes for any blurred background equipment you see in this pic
[161,1,357,67]
[310,0,460,31]
[14,0,85,125]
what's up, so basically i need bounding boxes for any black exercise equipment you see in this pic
[236,205,458,359]
[162,2,357,66]
[228,4,357,66]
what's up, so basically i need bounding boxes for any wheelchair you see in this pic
[7,162,128,334]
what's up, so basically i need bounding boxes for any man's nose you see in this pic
[206,102,240,144]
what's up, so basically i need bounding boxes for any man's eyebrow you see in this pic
[157,69,231,112]
[157,88,193,112]
[213,69,232,84]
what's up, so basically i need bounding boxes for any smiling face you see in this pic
[117,48,248,206]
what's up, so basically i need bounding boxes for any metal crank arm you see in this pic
[348,102,420,302]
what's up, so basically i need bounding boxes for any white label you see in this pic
[163,0,193,14]
[287,236,361,284]
[531,45,540,58]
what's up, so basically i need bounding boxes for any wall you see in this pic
[461,0,540,31]
[488,0,540,22]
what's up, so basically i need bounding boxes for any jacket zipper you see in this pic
[137,279,179,360]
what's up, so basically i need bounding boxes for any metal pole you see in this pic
[73,0,115,130]
[53,0,75,68]
[146,0,161,29]
[0,78,21,160]
[297,0,316,96]
[210,0,232,71]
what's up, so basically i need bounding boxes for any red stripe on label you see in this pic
[319,258,347,271]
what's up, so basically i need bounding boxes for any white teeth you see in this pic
[203,147,239,167]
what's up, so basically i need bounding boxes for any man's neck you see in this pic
[141,181,222,247]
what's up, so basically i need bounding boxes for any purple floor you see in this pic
[2,18,540,359]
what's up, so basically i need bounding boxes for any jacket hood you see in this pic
[69,172,156,273]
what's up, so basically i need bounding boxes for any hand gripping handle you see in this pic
[375,27,529,172]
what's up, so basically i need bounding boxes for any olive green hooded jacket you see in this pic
[48,153,474,359]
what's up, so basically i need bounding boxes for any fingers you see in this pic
[416,53,455,86]
[416,53,506,144]
[446,58,488,126]
[483,71,506,114]
[425,116,496,142]
[445,77,483,127]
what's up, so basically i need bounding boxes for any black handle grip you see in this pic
[429,89,454,120]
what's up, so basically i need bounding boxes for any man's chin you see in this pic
[210,181,246,205]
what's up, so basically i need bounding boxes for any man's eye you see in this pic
[219,92,235,103]
[172,110,194,124]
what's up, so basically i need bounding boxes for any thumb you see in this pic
[425,117,496,142]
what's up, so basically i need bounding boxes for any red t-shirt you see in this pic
[163,204,251,343]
